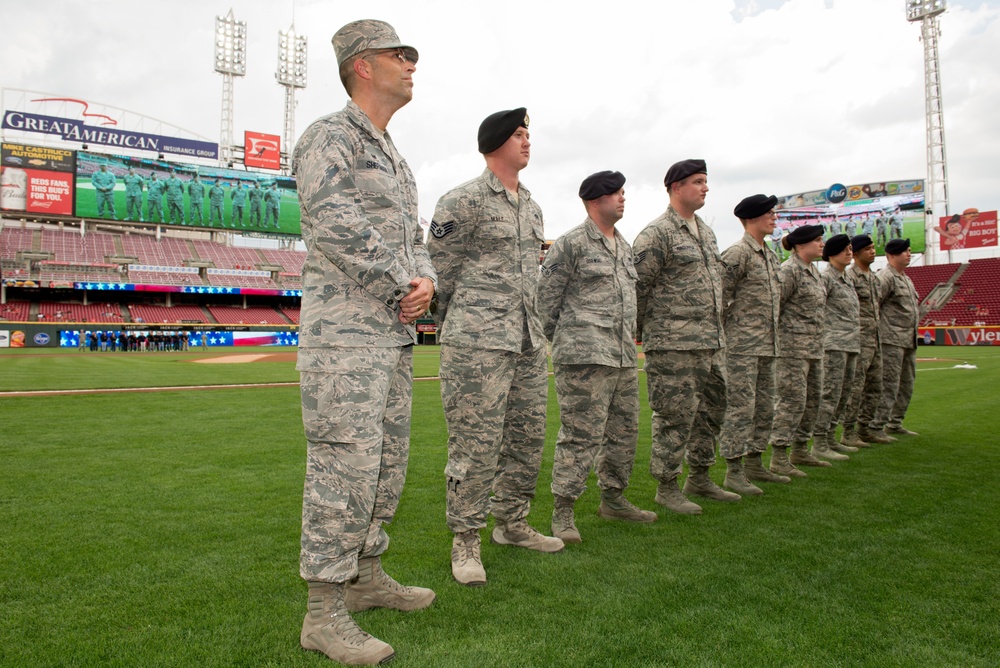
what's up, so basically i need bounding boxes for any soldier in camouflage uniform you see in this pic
[841,235,884,447]
[248,181,263,226]
[145,172,165,223]
[187,174,205,226]
[876,210,890,247]
[92,163,117,219]
[264,183,283,228]
[208,179,226,227]
[231,182,247,227]
[813,234,861,461]
[874,238,920,438]
[770,224,829,478]
[537,170,656,544]
[429,107,562,588]
[719,194,789,496]
[165,169,185,225]
[293,20,435,666]
[123,167,144,221]
[890,206,905,240]
[634,159,738,515]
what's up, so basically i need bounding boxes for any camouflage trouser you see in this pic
[190,201,203,224]
[815,349,859,436]
[441,342,548,533]
[891,223,903,240]
[645,348,727,481]
[96,191,116,217]
[147,198,164,222]
[550,364,639,501]
[265,205,280,228]
[298,345,413,584]
[210,203,225,225]
[876,224,889,246]
[126,194,142,220]
[233,204,245,226]
[250,201,262,225]
[771,356,823,447]
[719,353,776,459]
[843,342,882,430]
[878,344,916,429]
[167,198,184,224]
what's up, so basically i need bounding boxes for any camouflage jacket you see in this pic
[846,263,881,346]
[427,168,546,353]
[292,101,435,355]
[721,232,781,357]
[633,205,724,351]
[537,217,638,367]
[777,254,826,359]
[822,265,860,353]
[877,264,919,349]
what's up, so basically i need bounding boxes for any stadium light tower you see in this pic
[214,9,247,167]
[907,0,949,263]
[276,26,308,174]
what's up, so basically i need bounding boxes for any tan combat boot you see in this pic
[654,478,703,515]
[840,425,871,449]
[492,519,564,552]
[887,425,919,436]
[551,495,582,543]
[812,432,849,461]
[598,489,657,523]
[790,442,833,467]
[770,445,807,478]
[744,452,791,484]
[858,427,896,444]
[301,582,395,665]
[451,530,486,587]
[345,557,435,612]
[683,465,741,502]
[723,457,764,496]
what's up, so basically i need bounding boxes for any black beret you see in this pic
[885,238,911,255]
[663,159,707,188]
[478,107,529,154]
[579,170,626,200]
[851,235,873,252]
[781,224,825,251]
[734,194,777,220]
[822,234,851,261]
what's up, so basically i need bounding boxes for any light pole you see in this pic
[214,9,247,168]
[906,0,949,264]
[276,27,307,175]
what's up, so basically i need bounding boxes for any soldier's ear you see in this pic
[354,57,374,82]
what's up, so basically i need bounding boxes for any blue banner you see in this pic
[3,111,218,160]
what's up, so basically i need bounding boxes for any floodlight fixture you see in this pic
[276,28,308,88]
[214,10,247,76]
[906,0,947,22]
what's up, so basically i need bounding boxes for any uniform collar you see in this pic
[482,167,531,201]
[667,205,702,237]
[742,232,765,252]
[345,101,393,148]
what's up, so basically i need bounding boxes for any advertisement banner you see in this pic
[0,329,9,347]
[1,142,76,215]
[2,110,218,160]
[74,150,301,236]
[244,131,281,170]
[772,179,925,258]
[936,209,998,251]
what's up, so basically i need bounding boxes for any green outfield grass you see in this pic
[2,347,998,666]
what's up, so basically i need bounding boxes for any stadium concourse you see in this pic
[5,216,1000,341]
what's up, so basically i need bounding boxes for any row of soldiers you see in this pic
[91,163,283,228]
[290,20,922,666]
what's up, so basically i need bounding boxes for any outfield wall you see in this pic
[919,327,1000,346]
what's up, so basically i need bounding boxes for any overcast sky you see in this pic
[2,0,998,252]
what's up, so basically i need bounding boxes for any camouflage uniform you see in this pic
[231,186,247,227]
[633,205,726,481]
[876,264,919,430]
[890,211,905,239]
[264,186,282,228]
[843,263,883,432]
[718,232,781,458]
[146,176,165,222]
[428,168,547,534]
[771,254,826,447]
[876,215,890,246]
[815,265,860,436]
[92,167,117,218]
[248,184,263,226]
[123,171,144,221]
[187,178,205,225]
[209,183,226,226]
[294,100,436,584]
[165,175,185,225]
[537,217,639,501]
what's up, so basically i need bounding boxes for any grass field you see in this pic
[2,346,998,666]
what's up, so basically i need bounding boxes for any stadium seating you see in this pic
[280,306,301,324]
[0,300,31,321]
[0,228,35,259]
[128,304,209,324]
[905,262,961,300]
[919,258,1000,326]
[191,240,265,269]
[207,305,290,325]
[38,301,124,323]
[40,229,117,263]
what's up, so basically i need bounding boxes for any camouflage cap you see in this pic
[332,19,418,66]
